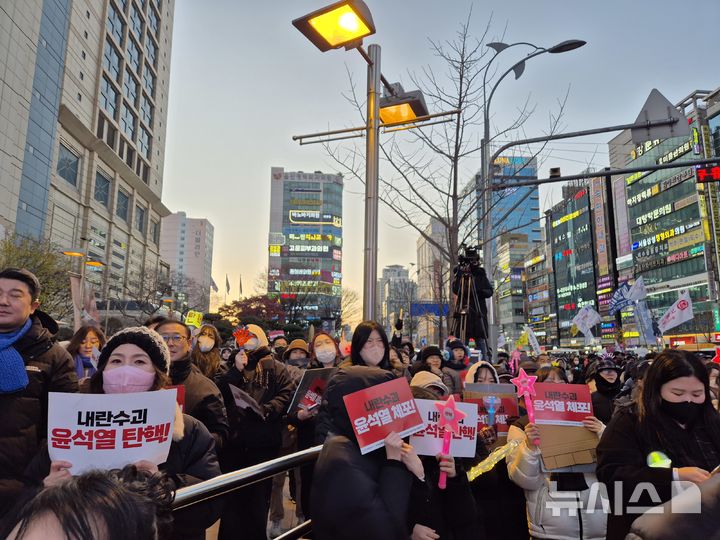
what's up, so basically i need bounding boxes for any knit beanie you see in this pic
[246,324,269,348]
[97,326,171,375]
[447,339,465,352]
[420,345,444,363]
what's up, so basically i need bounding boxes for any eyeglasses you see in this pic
[160,334,187,344]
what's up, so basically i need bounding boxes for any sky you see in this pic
[161,0,720,306]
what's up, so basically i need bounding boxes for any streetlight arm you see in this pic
[356,45,395,95]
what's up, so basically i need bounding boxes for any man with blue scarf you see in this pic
[0,268,77,517]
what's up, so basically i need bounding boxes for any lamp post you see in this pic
[478,39,586,360]
[62,236,106,330]
[293,0,430,322]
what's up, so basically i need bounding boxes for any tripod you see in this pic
[451,268,481,344]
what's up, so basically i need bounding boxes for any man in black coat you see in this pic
[0,268,78,517]
[155,320,229,451]
[451,256,494,359]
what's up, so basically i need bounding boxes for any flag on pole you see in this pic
[608,283,632,315]
[239,275,243,296]
[635,300,656,344]
[524,325,541,355]
[225,275,230,295]
[210,278,219,293]
[658,290,694,334]
[627,276,647,301]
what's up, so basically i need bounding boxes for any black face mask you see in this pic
[660,399,703,426]
[595,373,621,395]
[274,346,287,358]
[287,356,308,368]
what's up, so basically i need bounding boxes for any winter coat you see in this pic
[406,456,478,540]
[626,473,720,540]
[170,358,229,452]
[215,350,295,471]
[591,390,615,424]
[596,407,717,540]
[506,423,607,540]
[311,366,413,540]
[21,405,222,540]
[0,311,77,516]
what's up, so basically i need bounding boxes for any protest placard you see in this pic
[184,311,203,328]
[48,389,177,474]
[533,382,593,426]
[463,383,519,437]
[287,367,337,414]
[343,377,424,455]
[228,384,265,417]
[410,399,478,458]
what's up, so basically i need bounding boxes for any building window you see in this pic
[126,37,140,73]
[140,95,153,127]
[130,4,143,40]
[148,6,159,36]
[142,64,155,97]
[106,3,125,45]
[134,204,146,232]
[57,144,79,186]
[150,219,160,244]
[122,68,139,106]
[116,189,130,220]
[138,127,151,158]
[103,39,121,81]
[99,77,119,119]
[145,36,157,67]
[120,103,136,140]
[94,171,111,206]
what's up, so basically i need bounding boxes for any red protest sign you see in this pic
[533,383,593,426]
[343,377,425,455]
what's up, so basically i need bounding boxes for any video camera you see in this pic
[458,244,481,272]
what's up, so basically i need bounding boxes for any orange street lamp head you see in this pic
[61,250,85,257]
[379,83,429,125]
[293,0,375,52]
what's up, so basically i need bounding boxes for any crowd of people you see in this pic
[1,266,720,540]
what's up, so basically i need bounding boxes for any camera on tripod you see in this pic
[458,244,481,273]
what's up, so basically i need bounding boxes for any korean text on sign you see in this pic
[410,399,478,458]
[48,389,177,474]
[533,383,593,427]
[343,377,425,455]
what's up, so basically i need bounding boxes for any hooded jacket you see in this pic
[311,367,414,540]
[170,357,229,452]
[506,419,607,540]
[0,311,77,516]
[464,361,500,384]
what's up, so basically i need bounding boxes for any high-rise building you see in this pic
[523,243,557,348]
[378,265,416,334]
[159,212,214,312]
[267,167,343,324]
[496,233,530,344]
[476,155,541,256]
[0,1,174,310]
[609,89,720,346]
[415,218,449,345]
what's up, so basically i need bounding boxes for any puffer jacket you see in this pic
[506,424,607,540]
[0,311,77,516]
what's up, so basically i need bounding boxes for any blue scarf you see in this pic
[74,354,97,379]
[0,318,32,393]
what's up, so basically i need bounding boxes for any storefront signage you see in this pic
[635,203,672,226]
[552,209,581,228]
[657,140,692,165]
[630,139,661,160]
[667,228,705,252]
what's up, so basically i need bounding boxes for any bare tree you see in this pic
[341,287,362,328]
[324,13,567,326]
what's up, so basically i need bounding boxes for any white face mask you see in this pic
[244,337,259,351]
[315,346,336,365]
[361,345,385,366]
[197,335,215,353]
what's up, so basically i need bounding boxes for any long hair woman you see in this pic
[65,325,105,381]
[597,349,720,539]
[345,320,391,370]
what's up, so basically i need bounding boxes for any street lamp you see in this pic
[478,39,586,360]
[293,1,432,322]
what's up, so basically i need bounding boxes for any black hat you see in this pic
[0,268,41,299]
[97,326,171,375]
[420,345,444,363]
[447,339,465,351]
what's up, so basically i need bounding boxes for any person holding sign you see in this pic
[215,325,295,540]
[311,367,423,540]
[506,366,607,540]
[597,350,720,540]
[0,268,77,518]
[26,326,222,540]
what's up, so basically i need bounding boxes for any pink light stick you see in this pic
[435,394,467,490]
[510,368,539,447]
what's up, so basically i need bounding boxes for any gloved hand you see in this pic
[395,318,404,332]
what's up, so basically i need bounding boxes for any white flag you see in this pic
[572,306,602,336]
[497,333,506,350]
[628,276,647,301]
[524,325,541,355]
[658,290,694,334]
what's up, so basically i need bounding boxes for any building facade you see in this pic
[496,233,530,344]
[523,243,557,348]
[415,218,450,345]
[378,265,416,333]
[159,212,214,312]
[267,167,343,324]
[0,0,175,318]
[610,90,720,346]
